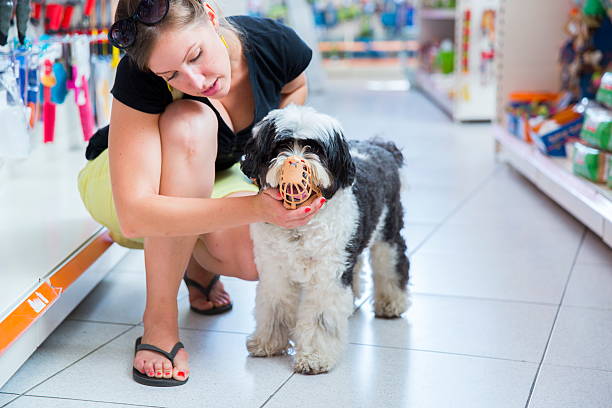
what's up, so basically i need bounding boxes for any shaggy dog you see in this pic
[240,105,410,374]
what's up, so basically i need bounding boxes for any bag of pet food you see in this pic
[572,142,609,182]
[596,72,612,109]
[579,104,612,151]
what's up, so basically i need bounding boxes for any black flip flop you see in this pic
[183,274,233,315]
[132,337,188,387]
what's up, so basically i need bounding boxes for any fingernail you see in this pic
[304,208,311,213]
[321,198,326,204]
[178,371,185,377]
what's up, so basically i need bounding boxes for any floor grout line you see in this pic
[14,394,166,408]
[409,291,562,308]
[523,228,588,408]
[259,373,296,408]
[408,165,502,256]
[348,341,538,364]
[9,325,138,404]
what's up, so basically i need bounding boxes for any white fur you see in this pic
[371,242,410,317]
[258,104,345,143]
[248,188,359,373]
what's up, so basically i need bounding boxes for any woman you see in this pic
[78,0,325,387]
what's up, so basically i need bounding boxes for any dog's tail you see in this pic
[368,137,404,167]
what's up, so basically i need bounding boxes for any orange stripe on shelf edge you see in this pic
[0,231,113,355]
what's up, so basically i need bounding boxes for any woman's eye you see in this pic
[167,73,177,81]
[190,50,202,63]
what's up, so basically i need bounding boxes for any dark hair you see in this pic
[114,0,242,71]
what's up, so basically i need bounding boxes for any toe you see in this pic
[172,349,190,382]
[154,361,164,378]
[162,361,173,379]
[143,360,155,377]
[173,367,188,381]
[133,358,145,374]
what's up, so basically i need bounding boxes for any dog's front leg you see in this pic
[292,278,354,374]
[247,272,298,357]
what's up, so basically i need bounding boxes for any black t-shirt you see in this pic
[85,15,312,170]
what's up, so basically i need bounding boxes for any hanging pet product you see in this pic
[0,55,30,158]
[479,9,495,85]
[16,0,31,43]
[0,0,13,46]
[461,9,471,74]
[279,155,322,210]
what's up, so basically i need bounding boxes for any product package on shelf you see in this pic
[506,92,583,156]
[596,71,612,108]
[580,102,612,150]
[608,153,612,187]
[572,141,610,183]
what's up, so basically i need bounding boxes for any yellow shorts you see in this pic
[77,149,259,249]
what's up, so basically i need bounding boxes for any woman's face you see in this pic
[148,19,231,99]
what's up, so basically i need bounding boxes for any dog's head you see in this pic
[241,104,356,200]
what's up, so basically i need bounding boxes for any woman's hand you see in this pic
[255,188,326,229]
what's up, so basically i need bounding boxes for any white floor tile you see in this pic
[266,344,537,408]
[418,220,583,259]
[411,250,572,304]
[0,321,130,394]
[112,249,146,273]
[0,393,18,406]
[5,395,156,408]
[575,231,612,266]
[177,277,257,334]
[529,365,612,408]
[68,270,149,325]
[545,306,612,371]
[27,326,293,408]
[350,295,556,362]
[564,264,612,310]
[404,223,437,253]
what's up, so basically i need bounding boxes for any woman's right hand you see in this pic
[254,188,326,229]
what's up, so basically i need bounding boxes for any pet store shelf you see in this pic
[416,0,499,121]
[0,144,129,388]
[414,69,455,117]
[420,8,456,20]
[495,126,612,247]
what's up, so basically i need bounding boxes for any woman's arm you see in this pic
[279,72,308,107]
[108,100,315,238]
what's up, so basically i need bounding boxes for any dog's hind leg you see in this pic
[292,276,353,375]
[370,232,410,318]
[247,274,298,357]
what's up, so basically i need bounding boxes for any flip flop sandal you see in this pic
[132,337,188,387]
[183,274,233,315]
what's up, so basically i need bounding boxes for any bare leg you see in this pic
[133,100,217,382]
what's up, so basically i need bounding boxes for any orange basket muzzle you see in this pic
[279,156,322,209]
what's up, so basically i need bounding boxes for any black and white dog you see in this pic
[240,105,410,374]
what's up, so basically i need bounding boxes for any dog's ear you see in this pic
[240,118,277,187]
[321,129,356,198]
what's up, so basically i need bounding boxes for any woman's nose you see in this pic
[184,69,205,91]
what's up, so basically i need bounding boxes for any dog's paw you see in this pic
[246,335,289,357]
[293,352,334,375]
[374,292,409,318]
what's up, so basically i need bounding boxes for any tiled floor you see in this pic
[2,79,612,407]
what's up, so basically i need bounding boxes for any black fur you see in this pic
[319,130,356,199]
[341,139,409,288]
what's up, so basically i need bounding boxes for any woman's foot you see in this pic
[133,324,189,382]
[185,256,231,311]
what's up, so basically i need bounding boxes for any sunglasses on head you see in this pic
[108,0,170,49]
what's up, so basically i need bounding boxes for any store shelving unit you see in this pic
[0,147,128,388]
[414,0,500,121]
[495,0,612,247]
[420,8,456,20]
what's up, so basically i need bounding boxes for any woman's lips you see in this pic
[201,79,219,96]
